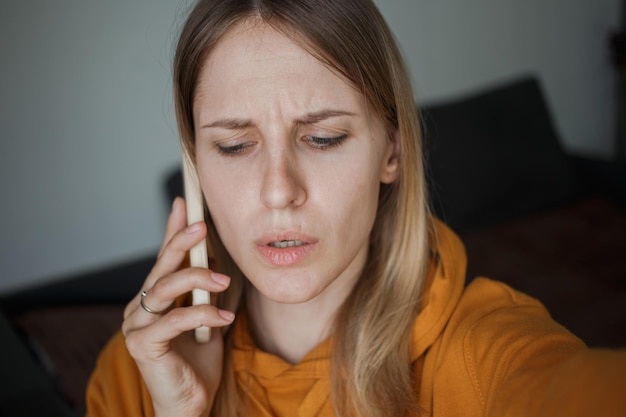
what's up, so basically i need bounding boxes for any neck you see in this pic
[245,278,355,365]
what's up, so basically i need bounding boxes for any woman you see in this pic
[86,0,626,416]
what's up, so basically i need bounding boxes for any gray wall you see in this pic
[0,0,620,294]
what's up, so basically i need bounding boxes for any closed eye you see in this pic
[304,134,348,150]
[216,141,255,156]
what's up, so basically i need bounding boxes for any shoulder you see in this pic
[424,278,626,416]
[86,330,154,417]
[448,277,582,352]
[440,277,586,385]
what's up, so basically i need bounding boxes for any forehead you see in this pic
[193,19,364,118]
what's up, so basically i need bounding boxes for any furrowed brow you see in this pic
[202,118,254,130]
[201,110,354,130]
[295,110,356,126]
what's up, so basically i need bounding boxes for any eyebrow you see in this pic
[201,109,356,130]
[203,118,253,130]
[294,109,356,125]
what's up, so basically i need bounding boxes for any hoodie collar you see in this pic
[411,218,467,361]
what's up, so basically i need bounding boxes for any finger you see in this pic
[124,266,230,320]
[158,197,188,258]
[124,305,235,360]
[147,221,207,289]
[140,269,230,316]
[125,220,209,320]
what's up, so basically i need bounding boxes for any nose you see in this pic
[260,149,306,210]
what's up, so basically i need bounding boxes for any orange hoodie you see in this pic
[86,220,626,416]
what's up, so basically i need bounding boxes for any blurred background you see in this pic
[0,0,621,294]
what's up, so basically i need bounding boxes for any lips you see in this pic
[256,233,317,266]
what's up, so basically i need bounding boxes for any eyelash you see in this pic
[216,142,254,156]
[215,134,348,156]
[305,134,348,150]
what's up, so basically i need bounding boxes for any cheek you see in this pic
[321,162,381,233]
[198,166,253,239]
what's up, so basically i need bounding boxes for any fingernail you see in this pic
[186,222,201,233]
[211,272,230,286]
[219,309,235,321]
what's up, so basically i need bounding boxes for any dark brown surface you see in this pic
[462,196,626,348]
[14,305,124,415]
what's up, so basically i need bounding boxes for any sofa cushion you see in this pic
[12,305,124,415]
[422,76,580,231]
[0,310,78,416]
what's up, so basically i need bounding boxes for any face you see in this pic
[193,20,399,305]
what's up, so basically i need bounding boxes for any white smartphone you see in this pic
[182,152,211,343]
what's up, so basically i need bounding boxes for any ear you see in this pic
[380,128,401,184]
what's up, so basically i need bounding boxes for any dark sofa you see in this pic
[1,75,625,416]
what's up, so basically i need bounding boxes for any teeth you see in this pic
[269,240,305,248]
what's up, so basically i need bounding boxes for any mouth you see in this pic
[257,233,317,266]
[268,240,306,249]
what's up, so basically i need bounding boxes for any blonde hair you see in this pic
[173,1,431,415]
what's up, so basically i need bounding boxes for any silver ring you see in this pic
[140,290,164,314]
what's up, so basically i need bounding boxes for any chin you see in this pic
[260,286,321,305]
[251,275,324,305]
